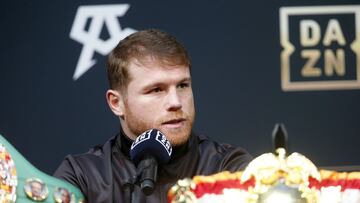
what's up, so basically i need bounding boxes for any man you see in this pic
[25,179,47,201]
[54,29,252,202]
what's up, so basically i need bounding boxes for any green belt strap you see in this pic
[0,134,85,203]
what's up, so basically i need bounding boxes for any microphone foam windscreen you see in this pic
[130,129,172,165]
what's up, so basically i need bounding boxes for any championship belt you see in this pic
[168,123,360,203]
[168,148,360,203]
[0,134,85,203]
[168,124,360,203]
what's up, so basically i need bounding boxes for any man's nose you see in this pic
[165,88,182,111]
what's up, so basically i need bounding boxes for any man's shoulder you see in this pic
[193,132,252,171]
[53,135,120,199]
[194,133,247,154]
[55,135,118,178]
[64,135,117,165]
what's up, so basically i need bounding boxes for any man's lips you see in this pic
[162,118,186,126]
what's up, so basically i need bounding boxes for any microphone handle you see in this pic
[137,155,158,196]
[123,182,133,203]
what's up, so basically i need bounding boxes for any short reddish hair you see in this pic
[107,29,191,92]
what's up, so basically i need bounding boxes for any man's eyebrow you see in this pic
[178,77,192,83]
[142,77,192,90]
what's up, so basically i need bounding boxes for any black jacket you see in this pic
[54,132,252,203]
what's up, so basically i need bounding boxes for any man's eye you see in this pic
[150,87,162,93]
[178,83,189,89]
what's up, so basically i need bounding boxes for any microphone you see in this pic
[130,129,172,195]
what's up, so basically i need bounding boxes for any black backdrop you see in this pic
[1,0,359,175]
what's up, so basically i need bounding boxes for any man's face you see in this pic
[61,189,70,203]
[120,58,195,146]
[31,182,42,197]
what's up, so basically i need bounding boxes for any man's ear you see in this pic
[106,89,125,117]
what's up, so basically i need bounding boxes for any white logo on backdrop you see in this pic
[70,4,136,80]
